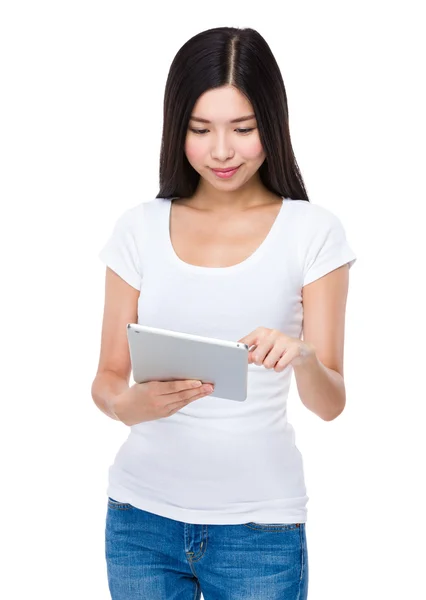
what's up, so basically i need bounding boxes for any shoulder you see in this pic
[113,197,167,229]
[285,198,341,227]
[285,199,347,242]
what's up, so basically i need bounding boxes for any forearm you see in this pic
[91,370,129,421]
[292,351,346,421]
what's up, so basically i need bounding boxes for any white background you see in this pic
[1,1,425,598]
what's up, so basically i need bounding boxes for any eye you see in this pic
[189,128,255,135]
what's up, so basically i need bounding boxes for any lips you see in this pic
[211,166,240,172]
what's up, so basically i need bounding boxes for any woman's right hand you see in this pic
[111,379,215,426]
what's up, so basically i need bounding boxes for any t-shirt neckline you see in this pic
[164,196,289,274]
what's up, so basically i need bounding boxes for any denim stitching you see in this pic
[107,497,133,510]
[242,522,301,532]
[296,523,306,600]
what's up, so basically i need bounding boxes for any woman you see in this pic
[92,26,357,600]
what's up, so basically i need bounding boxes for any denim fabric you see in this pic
[105,497,308,599]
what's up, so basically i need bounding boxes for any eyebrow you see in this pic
[189,114,256,124]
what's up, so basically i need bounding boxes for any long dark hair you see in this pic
[157,27,309,202]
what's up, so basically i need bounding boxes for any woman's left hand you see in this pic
[238,327,316,372]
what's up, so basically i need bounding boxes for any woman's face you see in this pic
[184,86,266,190]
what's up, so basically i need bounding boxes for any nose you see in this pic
[210,132,235,161]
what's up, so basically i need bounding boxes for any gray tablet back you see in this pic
[127,324,249,402]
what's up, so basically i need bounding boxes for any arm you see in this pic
[91,266,139,421]
[293,263,350,421]
[91,370,129,421]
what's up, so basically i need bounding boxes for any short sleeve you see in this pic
[303,211,357,287]
[98,207,142,291]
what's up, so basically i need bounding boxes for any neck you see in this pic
[188,180,278,213]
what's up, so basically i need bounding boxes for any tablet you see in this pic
[126,323,249,402]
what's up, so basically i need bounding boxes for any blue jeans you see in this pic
[105,497,309,599]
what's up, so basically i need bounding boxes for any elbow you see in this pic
[323,398,346,422]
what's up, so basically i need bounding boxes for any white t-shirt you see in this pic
[98,196,357,525]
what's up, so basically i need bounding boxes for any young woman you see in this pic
[92,26,357,600]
